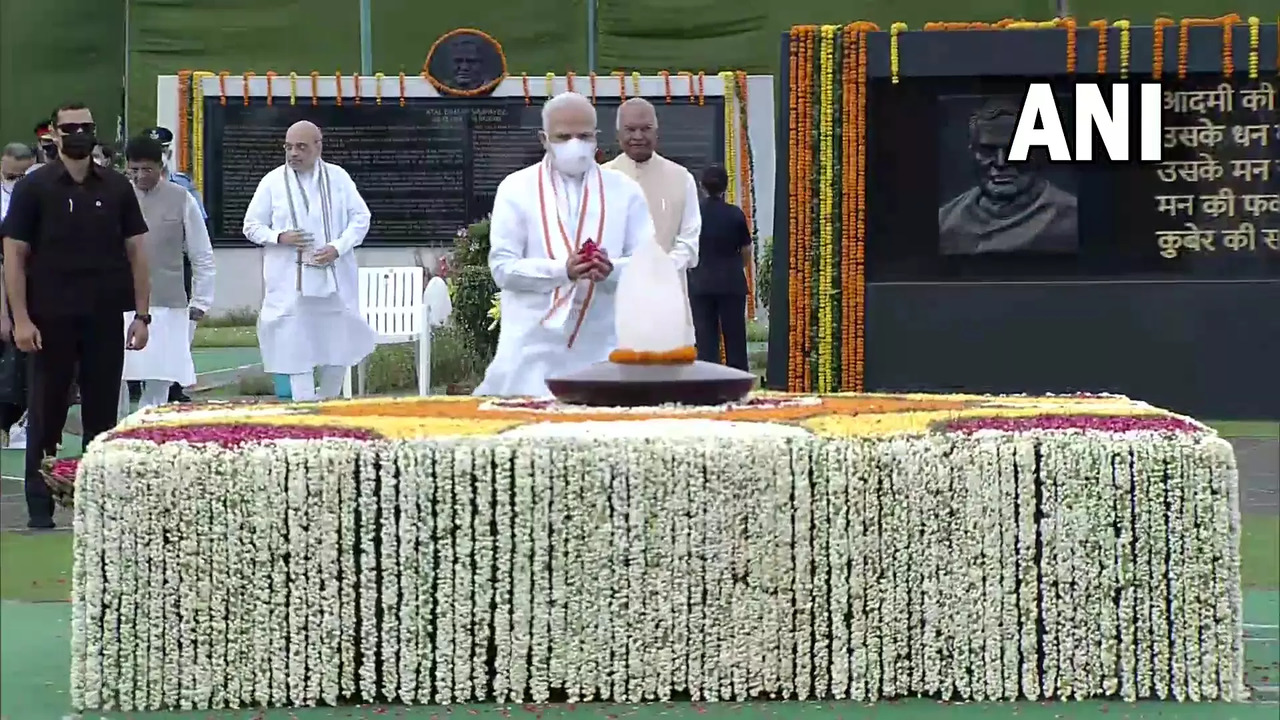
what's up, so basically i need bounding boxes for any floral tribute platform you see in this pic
[67,181,1247,712]
[66,389,1244,712]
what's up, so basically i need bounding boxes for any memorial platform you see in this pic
[66,392,1244,712]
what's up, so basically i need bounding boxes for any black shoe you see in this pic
[26,516,55,530]
[168,383,190,403]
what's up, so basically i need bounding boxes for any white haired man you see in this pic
[602,98,700,344]
[475,92,657,397]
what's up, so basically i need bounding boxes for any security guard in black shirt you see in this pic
[0,102,152,529]
[687,165,752,371]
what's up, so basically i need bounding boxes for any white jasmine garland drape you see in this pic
[70,430,1243,711]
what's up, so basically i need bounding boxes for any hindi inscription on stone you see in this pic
[202,97,725,245]
[1152,80,1279,262]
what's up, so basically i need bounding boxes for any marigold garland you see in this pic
[631,71,641,96]
[614,71,627,101]
[545,72,554,97]
[522,73,531,104]
[1177,15,1241,79]
[1247,17,1260,78]
[697,71,706,106]
[310,71,319,106]
[335,70,344,106]
[852,24,869,392]
[288,71,298,105]
[265,70,277,105]
[1090,20,1108,74]
[191,71,214,194]
[1115,21,1131,78]
[354,73,362,105]
[374,72,384,105]
[176,70,191,172]
[218,71,228,105]
[1154,17,1174,78]
[734,70,758,321]
[890,23,906,83]
[398,71,406,107]
[816,25,836,393]
[589,72,597,103]
[660,70,671,103]
[608,346,697,365]
[566,71,576,93]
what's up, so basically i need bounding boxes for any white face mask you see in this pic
[547,137,596,177]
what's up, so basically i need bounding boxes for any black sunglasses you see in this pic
[57,122,96,135]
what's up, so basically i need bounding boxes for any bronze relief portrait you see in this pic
[937,94,1080,256]
[424,28,508,97]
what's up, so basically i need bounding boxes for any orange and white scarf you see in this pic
[537,158,606,347]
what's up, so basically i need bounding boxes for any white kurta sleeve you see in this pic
[242,174,282,245]
[596,185,655,290]
[182,193,216,312]
[329,168,370,255]
[668,170,701,271]
[488,175,570,292]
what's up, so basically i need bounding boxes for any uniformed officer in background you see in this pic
[140,127,205,404]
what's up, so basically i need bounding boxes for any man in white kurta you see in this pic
[242,121,376,401]
[475,92,657,397]
[602,98,701,345]
[117,134,215,417]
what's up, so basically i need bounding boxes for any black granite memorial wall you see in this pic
[200,96,725,246]
[768,23,1280,418]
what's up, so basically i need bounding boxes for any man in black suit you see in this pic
[687,166,751,371]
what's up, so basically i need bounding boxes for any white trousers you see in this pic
[117,379,174,421]
[289,365,347,402]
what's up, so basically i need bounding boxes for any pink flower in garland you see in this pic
[946,415,1204,435]
[47,458,80,481]
[109,423,378,449]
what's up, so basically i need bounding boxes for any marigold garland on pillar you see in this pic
[1153,17,1174,78]
[242,72,254,105]
[786,23,872,392]
[1090,20,1108,74]
[1178,15,1241,78]
[734,71,758,320]
[373,72,384,105]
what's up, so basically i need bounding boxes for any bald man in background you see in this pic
[602,98,700,345]
[241,120,376,401]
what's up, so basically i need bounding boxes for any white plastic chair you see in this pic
[345,266,428,397]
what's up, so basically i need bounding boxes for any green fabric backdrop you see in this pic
[0,0,124,151]
[1,0,1276,151]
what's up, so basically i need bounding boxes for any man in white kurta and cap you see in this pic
[602,97,701,344]
[476,92,673,397]
[242,120,376,401]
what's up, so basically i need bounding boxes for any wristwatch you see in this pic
[135,313,152,325]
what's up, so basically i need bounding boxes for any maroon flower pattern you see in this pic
[946,415,1204,435]
[109,423,378,449]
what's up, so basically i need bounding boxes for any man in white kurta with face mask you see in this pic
[475,92,659,397]
[242,121,377,401]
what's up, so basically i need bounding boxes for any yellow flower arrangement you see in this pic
[890,23,907,83]
[1248,16,1260,79]
[1115,20,1131,78]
